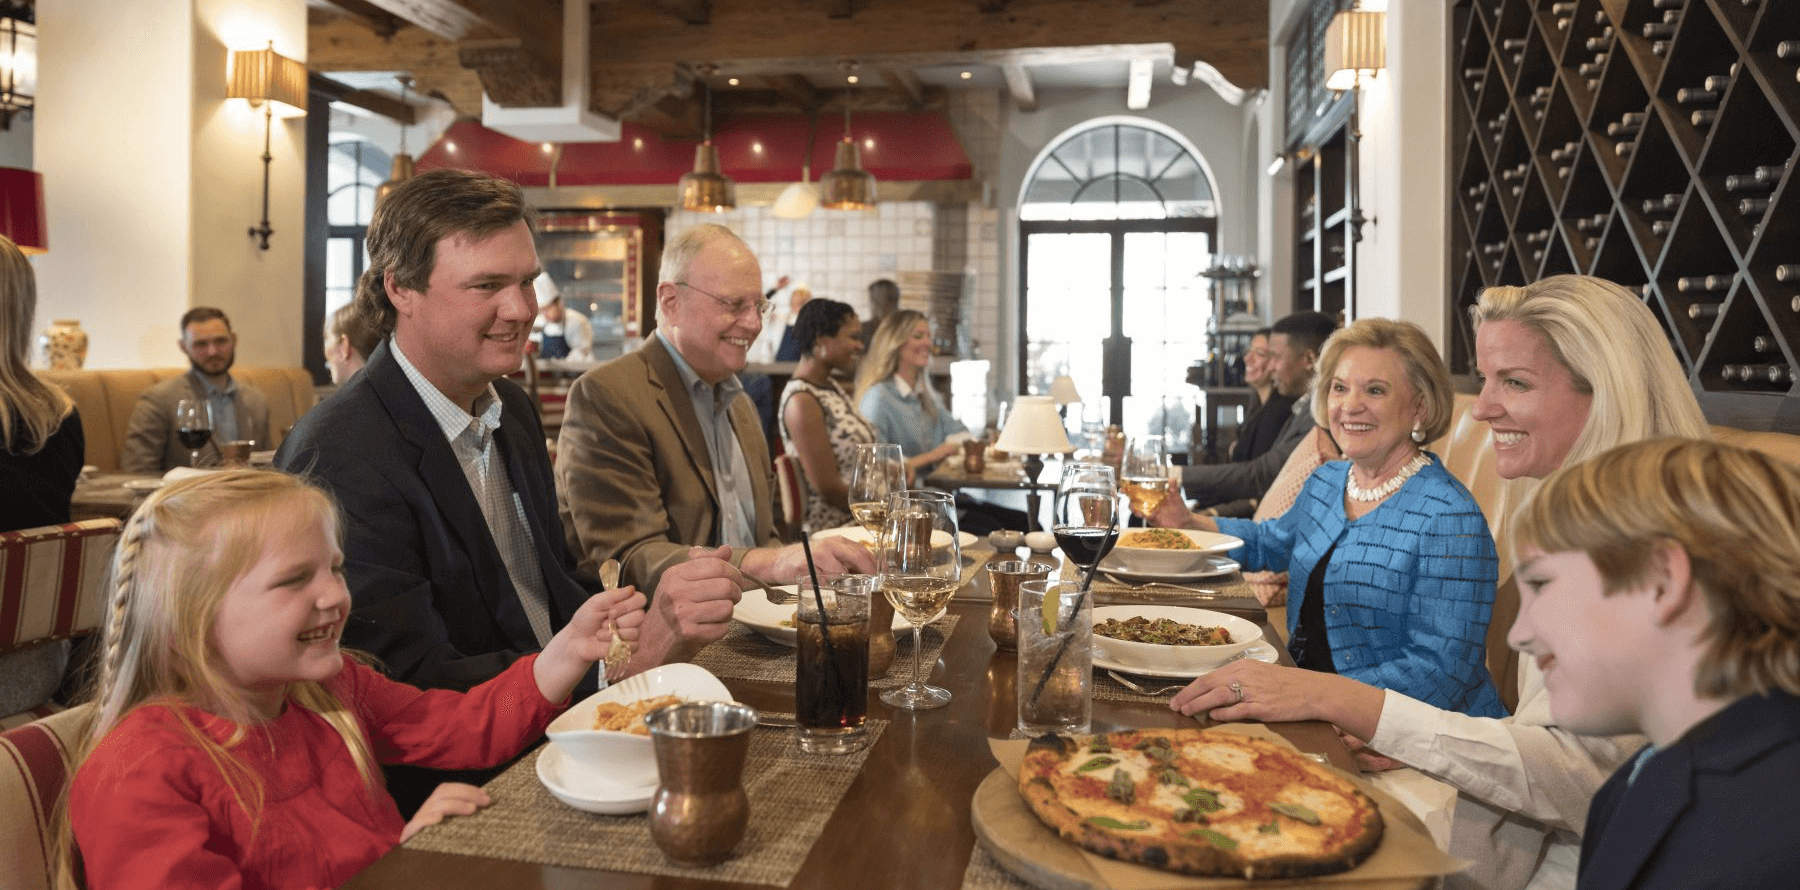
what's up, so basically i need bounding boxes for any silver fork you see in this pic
[1104,579,1223,595]
[1105,670,1188,697]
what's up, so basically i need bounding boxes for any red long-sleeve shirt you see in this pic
[70,654,561,890]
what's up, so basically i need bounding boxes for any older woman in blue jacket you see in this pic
[1159,317,1504,717]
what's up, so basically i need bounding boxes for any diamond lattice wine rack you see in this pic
[1449,0,1800,424]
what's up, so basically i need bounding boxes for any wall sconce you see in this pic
[0,166,46,253]
[0,2,34,130]
[226,41,307,250]
[1323,8,1385,245]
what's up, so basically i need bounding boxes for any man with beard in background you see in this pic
[121,306,270,472]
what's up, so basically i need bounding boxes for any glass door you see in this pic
[1019,219,1214,456]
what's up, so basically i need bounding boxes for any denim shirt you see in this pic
[857,375,967,470]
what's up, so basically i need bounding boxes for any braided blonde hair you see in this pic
[55,470,379,888]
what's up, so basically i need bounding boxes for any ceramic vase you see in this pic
[40,319,88,370]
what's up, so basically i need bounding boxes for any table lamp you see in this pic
[994,395,1075,517]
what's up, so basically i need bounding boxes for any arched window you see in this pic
[322,138,385,333]
[1018,119,1219,456]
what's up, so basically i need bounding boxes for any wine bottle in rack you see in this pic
[1753,335,1779,354]
[1777,265,1800,284]
[1643,21,1675,40]
[1688,304,1722,321]
[1675,84,1719,105]
[1650,0,1681,8]
[1550,2,1575,30]
[1641,193,1681,216]
[1740,197,1771,221]
[1725,171,1774,193]
[1652,219,1674,236]
[1606,112,1645,138]
[1691,109,1717,129]
[1676,274,1732,293]
[1549,140,1581,163]
[1755,163,1788,185]
[1777,41,1799,60]
[1574,213,1607,232]
[1722,365,1743,382]
[1585,29,1613,52]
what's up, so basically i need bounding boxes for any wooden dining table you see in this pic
[341,559,1364,890]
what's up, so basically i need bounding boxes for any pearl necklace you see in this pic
[1345,451,1430,502]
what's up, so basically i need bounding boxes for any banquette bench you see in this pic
[39,367,318,472]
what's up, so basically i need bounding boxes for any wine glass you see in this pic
[175,398,213,468]
[846,443,905,538]
[1052,462,1123,583]
[1121,435,1171,519]
[877,489,961,710]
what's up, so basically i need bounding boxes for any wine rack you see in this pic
[1286,0,1358,322]
[1449,0,1800,426]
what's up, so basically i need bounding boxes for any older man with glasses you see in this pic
[555,223,874,605]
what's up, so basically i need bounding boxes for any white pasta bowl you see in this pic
[1090,605,1263,675]
[1104,528,1243,575]
[545,663,735,787]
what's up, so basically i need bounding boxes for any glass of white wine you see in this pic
[846,443,905,538]
[1121,435,1171,518]
[877,489,961,710]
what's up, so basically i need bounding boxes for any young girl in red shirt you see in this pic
[57,469,645,889]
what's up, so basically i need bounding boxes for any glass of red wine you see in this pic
[1052,462,1122,582]
[175,398,213,468]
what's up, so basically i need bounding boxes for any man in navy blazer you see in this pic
[277,169,741,695]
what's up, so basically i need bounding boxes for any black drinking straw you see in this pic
[798,530,841,699]
[1027,507,1116,706]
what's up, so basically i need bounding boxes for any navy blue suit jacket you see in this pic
[1578,690,1800,890]
[275,341,599,691]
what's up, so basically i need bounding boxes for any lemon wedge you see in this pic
[1041,589,1061,635]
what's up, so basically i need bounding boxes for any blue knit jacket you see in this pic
[1217,455,1507,718]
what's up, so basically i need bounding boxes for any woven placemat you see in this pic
[961,843,1039,890]
[406,716,887,886]
[693,616,960,689]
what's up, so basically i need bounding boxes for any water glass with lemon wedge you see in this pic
[1017,579,1093,736]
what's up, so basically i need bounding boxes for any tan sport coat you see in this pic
[555,335,778,593]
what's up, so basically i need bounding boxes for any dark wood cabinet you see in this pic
[1447,0,1800,429]
[1286,0,1359,322]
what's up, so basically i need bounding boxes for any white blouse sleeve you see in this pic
[1368,660,1644,834]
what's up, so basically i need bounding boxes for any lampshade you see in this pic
[227,42,308,116]
[0,166,46,254]
[0,10,34,129]
[1324,9,1386,91]
[820,137,877,210]
[1048,376,1082,406]
[995,395,1074,456]
[678,141,736,212]
[772,175,819,219]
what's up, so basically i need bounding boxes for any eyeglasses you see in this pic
[676,281,773,321]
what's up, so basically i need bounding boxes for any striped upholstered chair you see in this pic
[1,703,91,890]
[0,519,121,729]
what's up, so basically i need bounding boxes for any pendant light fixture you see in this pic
[374,76,416,207]
[678,74,735,212]
[820,77,877,211]
[772,113,820,219]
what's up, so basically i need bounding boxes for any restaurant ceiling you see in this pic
[305,0,1269,138]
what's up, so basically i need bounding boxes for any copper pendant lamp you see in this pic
[375,76,416,206]
[679,79,735,212]
[820,85,876,210]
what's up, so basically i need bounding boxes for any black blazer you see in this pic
[1578,690,1800,890]
[275,341,599,692]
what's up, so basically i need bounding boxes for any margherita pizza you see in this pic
[1018,728,1383,879]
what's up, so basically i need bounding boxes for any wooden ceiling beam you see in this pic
[1001,64,1036,113]
[583,0,1265,91]
[760,74,825,112]
[352,0,564,107]
[307,0,406,38]
[310,73,419,123]
[649,0,714,25]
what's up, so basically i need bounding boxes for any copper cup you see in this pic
[962,439,986,474]
[984,559,1054,650]
[217,440,253,466]
[645,702,757,866]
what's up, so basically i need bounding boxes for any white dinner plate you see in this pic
[732,585,911,647]
[1099,553,1241,581]
[812,525,978,551]
[535,743,656,815]
[121,478,165,492]
[1092,641,1279,680]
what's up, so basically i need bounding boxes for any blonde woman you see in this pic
[0,234,82,531]
[1174,275,1712,890]
[58,470,641,889]
[854,309,966,478]
[1509,437,1800,890]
